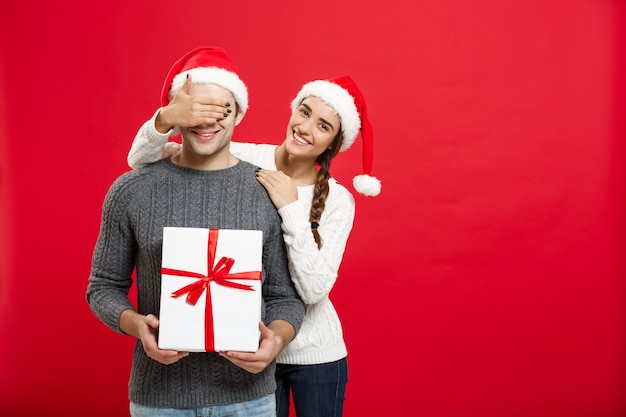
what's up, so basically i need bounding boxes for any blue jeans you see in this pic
[130,394,275,417]
[275,358,348,417]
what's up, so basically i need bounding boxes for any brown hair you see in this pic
[309,130,344,249]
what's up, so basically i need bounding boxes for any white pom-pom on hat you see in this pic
[353,174,381,196]
[291,75,381,196]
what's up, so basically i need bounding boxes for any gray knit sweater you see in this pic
[86,158,304,408]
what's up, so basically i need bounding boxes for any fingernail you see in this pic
[226,109,232,114]
[225,102,231,107]
[224,113,229,118]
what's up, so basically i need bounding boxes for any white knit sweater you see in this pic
[127,110,354,365]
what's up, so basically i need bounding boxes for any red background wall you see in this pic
[1,1,625,416]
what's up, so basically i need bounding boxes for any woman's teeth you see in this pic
[294,133,309,145]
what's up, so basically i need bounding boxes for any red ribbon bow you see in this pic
[161,228,262,351]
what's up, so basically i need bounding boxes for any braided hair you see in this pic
[309,130,344,249]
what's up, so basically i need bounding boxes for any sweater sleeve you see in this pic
[229,142,278,169]
[127,109,178,169]
[85,175,138,333]
[277,183,355,305]
[261,230,305,334]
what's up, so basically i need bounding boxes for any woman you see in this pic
[128,68,381,417]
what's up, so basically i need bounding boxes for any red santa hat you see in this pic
[161,46,248,116]
[291,75,381,196]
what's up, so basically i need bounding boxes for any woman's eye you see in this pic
[320,124,329,132]
[299,108,309,117]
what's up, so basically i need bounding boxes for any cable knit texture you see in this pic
[86,158,304,408]
[128,113,354,365]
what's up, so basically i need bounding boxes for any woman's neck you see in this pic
[274,144,318,186]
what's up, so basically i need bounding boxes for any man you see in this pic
[86,46,304,417]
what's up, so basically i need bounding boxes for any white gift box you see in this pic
[158,227,263,352]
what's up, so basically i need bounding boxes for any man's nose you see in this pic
[196,120,217,129]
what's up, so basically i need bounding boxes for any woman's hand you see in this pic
[155,74,232,133]
[255,169,298,209]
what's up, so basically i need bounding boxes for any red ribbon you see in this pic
[161,228,261,351]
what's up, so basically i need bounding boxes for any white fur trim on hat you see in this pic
[353,174,381,196]
[169,67,249,115]
[290,80,360,152]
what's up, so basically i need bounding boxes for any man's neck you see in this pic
[171,146,238,171]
